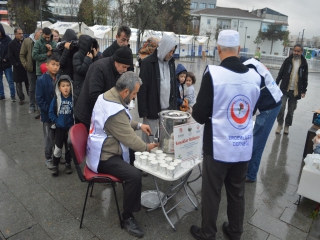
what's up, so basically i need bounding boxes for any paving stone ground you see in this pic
[0,58,319,240]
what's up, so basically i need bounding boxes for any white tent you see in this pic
[142,30,175,41]
[37,21,52,28]
[0,22,14,35]
[89,25,118,39]
[176,35,194,45]
[47,22,94,37]
[196,36,209,44]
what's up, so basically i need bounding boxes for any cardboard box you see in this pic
[297,165,320,202]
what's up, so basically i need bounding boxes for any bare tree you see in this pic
[61,0,80,22]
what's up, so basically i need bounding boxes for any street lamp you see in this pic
[111,19,115,41]
[78,21,82,33]
[244,26,248,51]
[301,29,305,46]
[23,21,26,33]
[192,16,196,57]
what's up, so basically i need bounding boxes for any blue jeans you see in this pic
[246,104,281,181]
[0,67,15,98]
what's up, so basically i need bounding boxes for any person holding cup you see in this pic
[86,72,158,238]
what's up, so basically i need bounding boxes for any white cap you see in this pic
[217,30,240,47]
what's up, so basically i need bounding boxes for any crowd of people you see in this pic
[0,22,309,239]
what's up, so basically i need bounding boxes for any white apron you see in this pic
[86,94,132,173]
[208,65,261,163]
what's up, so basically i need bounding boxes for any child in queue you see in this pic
[49,75,74,176]
[36,54,60,169]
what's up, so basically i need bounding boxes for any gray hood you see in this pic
[55,75,74,116]
[29,33,36,43]
[157,34,176,61]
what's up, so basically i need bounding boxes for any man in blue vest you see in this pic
[190,30,261,240]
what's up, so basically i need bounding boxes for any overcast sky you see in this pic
[218,0,320,38]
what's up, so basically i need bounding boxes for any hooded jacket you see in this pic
[36,72,58,123]
[72,34,99,101]
[0,24,12,70]
[32,34,57,76]
[49,75,74,130]
[54,29,78,78]
[102,40,134,71]
[8,37,28,83]
[276,54,308,100]
[175,63,187,107]
[74,56,121,126]
[138,34,177,119]
[20,33,37,73]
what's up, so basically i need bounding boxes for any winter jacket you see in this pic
[102,40,134,71]
[54,29,78,78]
[32,35,57,76]
[72,35,99,100]
[20,33,36,73]
[99,88,148,161]
[36,72,58,123]
[74,56,121,126]
[138,46,177,119]
[8,38,28,83]
[0,24,12,70]
[49,75,74,130]
[276,54,308,100]
[244,58,282,112]
[175,63,187,107]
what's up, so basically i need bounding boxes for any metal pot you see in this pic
[158,110,191,153]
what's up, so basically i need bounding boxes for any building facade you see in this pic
[193,7,289,55]
[190,0,216,13]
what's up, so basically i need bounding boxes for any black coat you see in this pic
[54,29,78,78]
[0,24,12,70]
[138,49,176,119]
[276,54,308,100]
[74,56,121,126]
[102,40,134,71]
[8,38,27,83]
[72,35,98,100]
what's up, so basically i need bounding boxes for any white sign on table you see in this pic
[173,122,203,161]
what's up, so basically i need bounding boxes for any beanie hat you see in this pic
[175,63,187,76]
[113,46,133,65]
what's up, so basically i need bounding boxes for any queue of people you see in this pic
[0,22,309,239]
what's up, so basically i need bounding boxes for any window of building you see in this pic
[207,19,211,25]
[59,8,62,13]
[199,3,206,9]
[191,2,197,10]
[240,22,244,28]
[208,4,215,8]
[233,21,237,28]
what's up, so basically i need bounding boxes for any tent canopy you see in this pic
[47,22,94,37]
[37,21,52,28]
[89,25,118,39]
[0,22,14,35]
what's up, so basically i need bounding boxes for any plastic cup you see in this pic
[149,153,156,158]
[164,157,173,164]
[134,152,142,164]
[140,155,148,165]
[155,150,163,157]
[159,163,168,175]
[142,151,150,156]
[148,156,156,166]
[166,165,175,178]
[150,160,159,172]
[174,159,182,168]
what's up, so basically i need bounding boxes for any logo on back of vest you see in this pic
[227,95,251,129]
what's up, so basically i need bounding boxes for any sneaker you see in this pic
[11,97,16,102]
[275,124,283,134]
[60,156,66,164]
[0,96,5,101]
[19,100,24,105]
[65,163,72,174]
[28,108,35,114]
[284,125,289,134]
[46,159,55,169]
[35,110,40,119]
[51,166,59,176]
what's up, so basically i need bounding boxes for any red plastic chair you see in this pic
[68,123,123,229]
